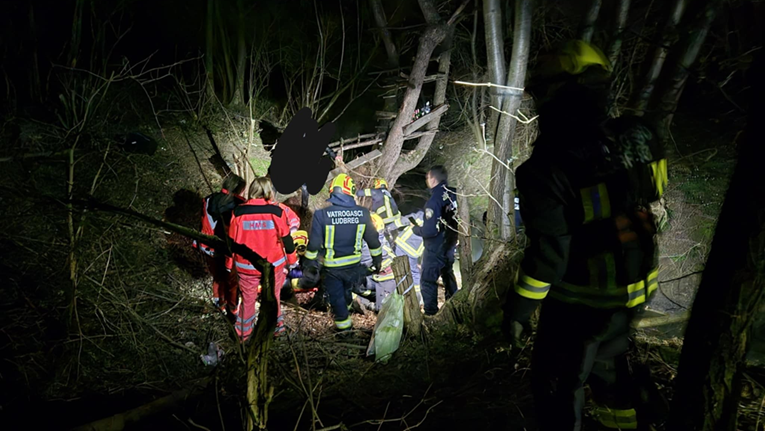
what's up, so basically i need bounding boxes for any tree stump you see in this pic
[392,255,422,338]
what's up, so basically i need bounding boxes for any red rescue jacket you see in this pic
[227,198,295,275]
[274,201,300,233]
[194,189,244,256]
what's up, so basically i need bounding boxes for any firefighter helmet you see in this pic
[374,178,388,189]
[291,230,308,255]
[370,213,385,232]
[330,173,356,196]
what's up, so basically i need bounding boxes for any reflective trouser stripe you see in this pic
[646,267,659,295]
[552,267,659,309]
[593,407,638,429]
[514,273,552,300]
[335,317,352,329]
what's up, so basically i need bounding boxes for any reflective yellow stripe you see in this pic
[325,225,335,260]
[393,217,407,228]
[363,189,372,197]
[384,196,393,219]
[325,254,362,267]
[382,257,393,268]
[590,253,617,289]
[650,158,668,197]
[369,246,382,257]
[626,280,646,308]
[514,273,551,300]
[305,250,318,260]
[646,267,659,295]
[553,275,652,309]
[581,183,611,224]
[593,406,638,429]
[335,317,352,329]
[354,224,365,255]
[395,227,423,257]
[373,272,395,281]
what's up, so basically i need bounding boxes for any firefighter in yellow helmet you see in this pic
[501,40,668,431]
[305,174,382,331]
[356,177,404,238]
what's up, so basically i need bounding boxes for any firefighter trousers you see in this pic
[532,298,640,431]
[323,265,363,330]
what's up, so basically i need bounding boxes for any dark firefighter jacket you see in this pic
[395,211,425,258]
[356,187,403,226]
[413,182,458,257]
[194,189,245,256]
[306,193,382,268]
[509,116,667,322]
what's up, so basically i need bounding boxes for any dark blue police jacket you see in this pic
[413,181,456,256]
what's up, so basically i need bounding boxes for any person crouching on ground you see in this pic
[227,177,296,340]
[194,174,246,311]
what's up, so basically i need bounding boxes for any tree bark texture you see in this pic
[483,0,506,137]
[578,0,602,43]
[393,255,423,338]
[457,193,473,284]
[231,0,247,107]
[667,51,765,431]
[487,0,531,241]
[629,0,688,114]
[205,0,215,98]
[376,22,448,184]
[370,0,400,132]
[246,264,277,430]
[605,0,631,68]
[649,0,722,140]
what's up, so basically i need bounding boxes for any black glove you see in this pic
[408,216,419,226]
[371,255,383,274]
[501,317,527,350]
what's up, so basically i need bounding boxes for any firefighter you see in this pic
[414,165,459,316]
[356,178,405,239]
[283,230,321,293]
[228,177,297,340]
[194,174,246,311]
[305,173,382,331]
[356,213,396,312]
[395,210,425,306]
[501,40,667,431]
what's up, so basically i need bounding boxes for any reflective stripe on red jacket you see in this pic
[275,202,300,232]
[194,189,244,256]
[227,199,293,274]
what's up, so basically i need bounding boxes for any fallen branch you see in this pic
[453,80,524,93]
[402,104,449,136]
[632,311,692,329]
[71,377,211,431]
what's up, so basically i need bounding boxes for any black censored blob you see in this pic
[269,107,336,195]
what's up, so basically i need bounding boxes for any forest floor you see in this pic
[2,95,764,431]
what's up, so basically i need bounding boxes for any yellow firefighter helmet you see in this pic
[370,213,385,232]
[330,173,356,196]
[291,230,308,255]
[374,178,388,189]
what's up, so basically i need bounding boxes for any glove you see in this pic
[371,255,383,274]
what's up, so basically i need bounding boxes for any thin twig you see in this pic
[488,105,539,124]
[453,80,524,93]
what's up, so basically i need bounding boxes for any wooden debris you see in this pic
[392,255,422,337]
[326,150,382,182]
[402,104,448,136]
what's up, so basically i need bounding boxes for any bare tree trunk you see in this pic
[629,0,688,114]
[205,0,215,99]
[486,0,531,241]
[605,0,631,68]
[68,0,85,68]
[578,0,602,43]
[376,27,448,182]
[483,0,506,139]
[231,0,247,107]
[649,0,722,139]
[246,264,277,430]
[370,0,400,132]
[457,193,473,284]
[668,51,765,431]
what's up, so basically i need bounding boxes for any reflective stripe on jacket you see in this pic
[196,189,244,255]
[306,193,381,267]
[227,199,292,274]
[357,187,401,225]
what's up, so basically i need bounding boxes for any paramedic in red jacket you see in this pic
[228,177,297,340]
[194,174,246,311]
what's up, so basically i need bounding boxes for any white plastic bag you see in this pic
[367,291,404,363]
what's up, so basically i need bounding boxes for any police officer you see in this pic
[356,178,405,239]
[395,210,425,305]
[414,165,458,316]
[501,40,667,431]
[305,174,383,331]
